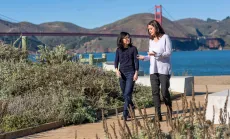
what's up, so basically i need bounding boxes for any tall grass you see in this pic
[99,88,230,139]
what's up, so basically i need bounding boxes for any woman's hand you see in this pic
[137,55,145,60]
[147,51,156,56]
[133,72,138,81]
[116,69,121,78]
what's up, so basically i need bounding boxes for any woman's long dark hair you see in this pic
[147,20,165,40]
[117,32,133,49]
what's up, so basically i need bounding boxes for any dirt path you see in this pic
[19,76,230,139]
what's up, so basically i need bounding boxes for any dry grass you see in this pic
[93,86,230,139]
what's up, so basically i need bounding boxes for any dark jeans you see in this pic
[119,71,135,118]
[150,73,172,118]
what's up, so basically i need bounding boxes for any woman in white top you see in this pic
[137,20,172,121]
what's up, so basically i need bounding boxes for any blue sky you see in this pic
[0,0,229,29]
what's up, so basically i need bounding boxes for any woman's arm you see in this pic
[143,55,150,61]
[114,49,121,77]
[137,41,150,61]
[137,54,150,61]
[133,47,139,71]
[133,47,139,81]
[114,49,119,69]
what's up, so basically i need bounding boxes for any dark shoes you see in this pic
[121,116,128,121]
[121,115,129,121]
[151,107,173,122]
[151,115,163,122]
[121,111,135,121]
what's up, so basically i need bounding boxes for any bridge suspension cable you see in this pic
[0,12,38,33]
[0,13,46,47]
[0,13,20,23]
[162,6,189,37]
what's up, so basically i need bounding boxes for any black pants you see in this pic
[150,73,172,117]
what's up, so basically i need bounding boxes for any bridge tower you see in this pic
[154,5,163,26]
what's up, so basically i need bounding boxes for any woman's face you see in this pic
[148,25,156,36]
[122,35,130,46]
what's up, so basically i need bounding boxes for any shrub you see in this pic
[0,44,152,132]
[0,43,28,62]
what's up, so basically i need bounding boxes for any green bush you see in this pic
[133,85,153,108]
[2,113,42,132]
[58,94,97,124]
[0,44,152,132]
[36,44,75,64]
[0,43,28,62]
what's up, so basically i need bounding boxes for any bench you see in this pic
[206,89,230,124]
[136,76,194,96]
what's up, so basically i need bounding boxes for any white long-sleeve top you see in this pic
[144,34,172,75]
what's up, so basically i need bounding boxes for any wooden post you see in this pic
[21,36,27,51]
[89,54,94,65]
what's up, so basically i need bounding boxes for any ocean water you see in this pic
[29,50,230,76]
[79,50,230,76]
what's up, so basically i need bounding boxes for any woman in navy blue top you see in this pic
[114,32,139,121]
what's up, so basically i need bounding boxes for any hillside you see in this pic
[92,13,187,37]
[39,22,89,32]
[0,14,229,52]
[176,16,230,46]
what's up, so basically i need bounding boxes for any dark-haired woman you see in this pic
[137,20,172,121]
[114,32,139,121]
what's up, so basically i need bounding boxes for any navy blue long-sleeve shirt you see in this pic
[114,46,139,73]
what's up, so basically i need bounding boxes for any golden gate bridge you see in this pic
[0,5,221,48]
